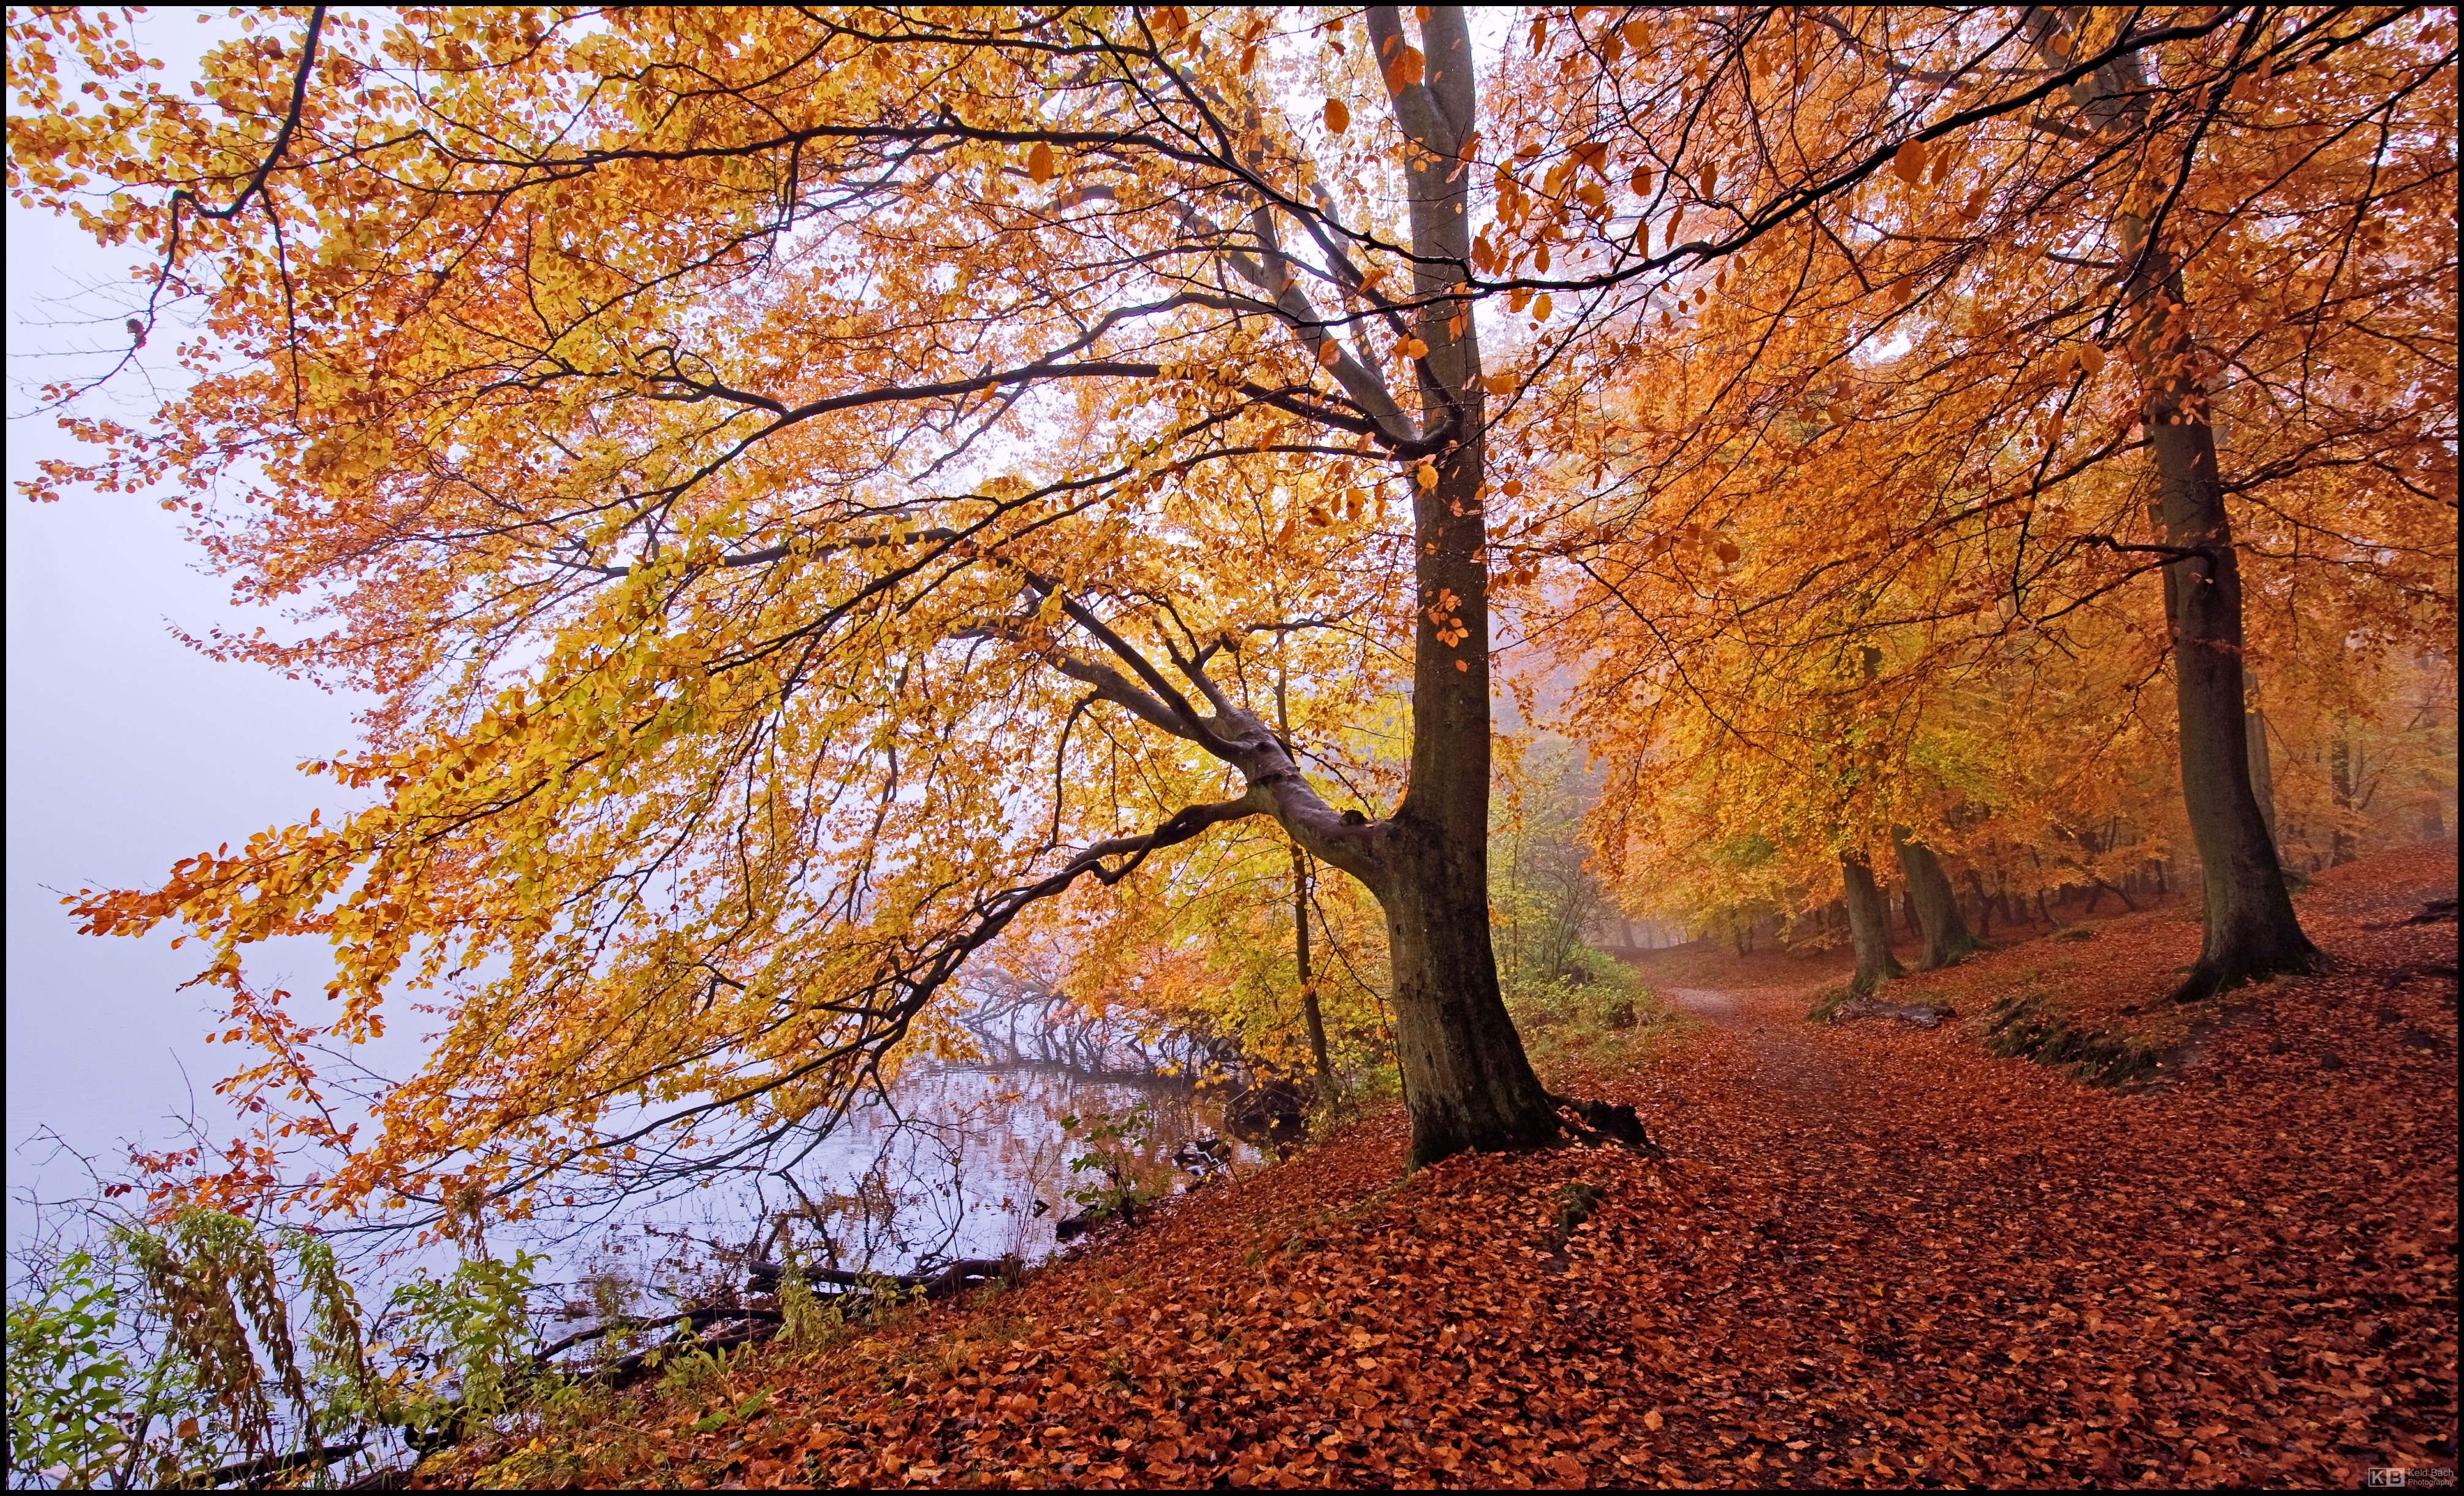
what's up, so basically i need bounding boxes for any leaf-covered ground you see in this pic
[413,844,2457,1489]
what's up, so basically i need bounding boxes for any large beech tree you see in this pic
[12,5,1641,1227]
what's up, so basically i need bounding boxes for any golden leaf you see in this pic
[1027,142,1055,184]
[1324,98,1350,134]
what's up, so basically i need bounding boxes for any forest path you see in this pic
[1581,882,2459,1486]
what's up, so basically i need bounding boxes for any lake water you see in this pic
[536,1062,1262,1329]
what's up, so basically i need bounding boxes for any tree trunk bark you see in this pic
[1363,5,1564,1169]
[1963,867,1996,941]
[2146,383,2318,996]
[1841,857,1904,995]
[2056,10,2319,1001]
[2246,689,2281,856]
[1293,846,1335,1107]
[2329,728,2358,866]
[1379,828,1557,1167]
[1895,831,1982,969]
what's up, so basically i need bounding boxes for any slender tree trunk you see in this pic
[1293,847,1335,1107]
[1895,831,1982,969]
[1277,647,1337,1109]
[2329,728,2358,866]
[1964,867,1995,940]
[2057,10,2318,1000]
[1841,857,1904,995]
[2246,687,2281,857]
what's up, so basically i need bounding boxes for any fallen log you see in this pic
[534,1305,783,1366]
[169,1438,367,1489]
[745,1255,1017,1300]
[1827,995,1955,1028]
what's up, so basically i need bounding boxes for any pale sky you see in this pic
[3,10,368,1245]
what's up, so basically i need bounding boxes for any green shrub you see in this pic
[387,1250,547,1429]
[6,1248,132,1489]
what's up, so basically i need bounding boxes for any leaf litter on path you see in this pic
[413,844,2456,1489]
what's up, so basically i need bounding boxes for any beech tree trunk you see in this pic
[1367,5,1557,1168]
[1963,868,1996,940]
[2149,404,2318,996]
[1841,857,1905,995]
[2245,689,2281,855]
[2057,12,2319,1001]
[1894,831,1982,969]
[2329,730,2359,866]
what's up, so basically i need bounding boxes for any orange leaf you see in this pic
[1027,142,1055,184]
[1324,97,1350,134]
[1892,139,1929,186]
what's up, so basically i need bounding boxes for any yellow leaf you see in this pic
[1415,463,1439,490]
[1403,337,1429,359]
[1324,98,1350,134]
[1027,142,1054,184]
[1534,294,1553,321]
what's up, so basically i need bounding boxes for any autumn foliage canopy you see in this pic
[6,6,2453,1237]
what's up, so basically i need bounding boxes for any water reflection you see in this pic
[539,1061,1264,1340]
[764,1063,1263,1275]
